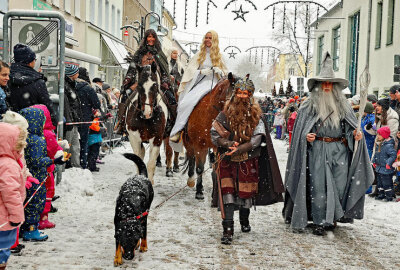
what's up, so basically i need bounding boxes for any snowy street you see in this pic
[8,139,400,270]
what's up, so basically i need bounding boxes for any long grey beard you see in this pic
[310,85,348,129]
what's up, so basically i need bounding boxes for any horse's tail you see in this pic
[123,153,148,178]
[181,155,190,175]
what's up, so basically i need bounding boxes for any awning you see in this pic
[101,34,129,70]
[65,48,101,65]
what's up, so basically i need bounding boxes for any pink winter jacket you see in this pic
[0,123,26,231]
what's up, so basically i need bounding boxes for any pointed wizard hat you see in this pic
[307,52,349,91]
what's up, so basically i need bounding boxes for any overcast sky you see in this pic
[164,0,338,70]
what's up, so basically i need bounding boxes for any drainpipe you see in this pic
[366,0,373,67]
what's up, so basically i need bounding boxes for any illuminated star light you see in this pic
[232,5,249,22]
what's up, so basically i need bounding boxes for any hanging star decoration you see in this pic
[228,50,237,59]
[232,5,249,22]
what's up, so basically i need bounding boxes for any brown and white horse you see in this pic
[124,62,173,184]
[183,73,236,199]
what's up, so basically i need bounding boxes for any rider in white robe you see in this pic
[169,47,227,151]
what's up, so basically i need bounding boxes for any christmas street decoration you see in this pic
[224,46,241,59]
[245,46,280,68]
[225,0,257,22]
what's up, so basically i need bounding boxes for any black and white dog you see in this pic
[114,153,154,266]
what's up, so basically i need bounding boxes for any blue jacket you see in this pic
[372,138,396,175]
[0,87,7,117]
[361,113,376,158]
[19,108,53,182]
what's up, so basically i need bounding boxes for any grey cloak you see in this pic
[282,99,374,230]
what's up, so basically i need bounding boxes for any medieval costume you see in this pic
[116,29,177,134]
[168,49,184,94]
[283,53,374,236]
[211,78,283,245]
[170,30,227,149]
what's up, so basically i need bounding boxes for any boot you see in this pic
[221,220,234,245]
[50,205,58,213]
[312,225,326,236]
[170,131,182,143]
[239,208,251,232]
[38,213,56,230]
[22,224,48,242]
[115,103,127,135]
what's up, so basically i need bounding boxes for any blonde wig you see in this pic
[197,30,226,70]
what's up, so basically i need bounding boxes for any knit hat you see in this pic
[1,111,29,131]
[93,77,104,83]
[65,64,79,77]
[289,98,295,103]
[367,94,378,103]
[102,83,111,91]
[377,98,390,111]
[364,102,375,114]
[377,126,390,139]
[13,44,36,64]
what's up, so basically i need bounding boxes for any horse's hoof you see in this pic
[156,161,162,167]
[187,177,195,188]
[195,192,204,200]
[173,165,180,173]
[166,169,173,177]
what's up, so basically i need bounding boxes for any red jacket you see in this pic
[287,111,297,133]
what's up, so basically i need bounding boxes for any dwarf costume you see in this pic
[211,79,283,244]
[283,52,374,235]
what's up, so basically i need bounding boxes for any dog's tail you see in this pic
[123,153,148,177]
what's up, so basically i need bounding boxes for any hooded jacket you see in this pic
[64,76,82,125]
[18,107,53,182]
[372,138,397,175]
[8,62,56,125]
[0,123,26,231]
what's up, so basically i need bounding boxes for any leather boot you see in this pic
[115,103,127,135]
[239,208,251,233]
[221,220,234,245]
[170,131,182,143]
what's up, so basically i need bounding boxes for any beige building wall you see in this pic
[312,0,400,96]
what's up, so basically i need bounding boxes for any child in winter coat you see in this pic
[286,107,297,147]
[0,122,28,268]
[31,105,65,230]
[372,126,397,201]
[1,111,39,254]
[87,110,105,172]
[18,107,66,241]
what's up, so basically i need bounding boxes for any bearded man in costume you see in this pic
[283,52,374,236]
[211,78,284,245]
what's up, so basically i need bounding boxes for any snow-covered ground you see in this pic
[8,139,400,269]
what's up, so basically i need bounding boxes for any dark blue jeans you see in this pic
[88,143,101,171]
[376,173,395,199]
[78,124,90,169]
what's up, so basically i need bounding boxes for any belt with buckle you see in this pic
[315,136,348,146]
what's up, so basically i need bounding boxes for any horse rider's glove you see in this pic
[212,67,224,77]
[200,68,213,76]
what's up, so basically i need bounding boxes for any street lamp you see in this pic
[121,12,167,45]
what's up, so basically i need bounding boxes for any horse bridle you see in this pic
[136,82,160,115]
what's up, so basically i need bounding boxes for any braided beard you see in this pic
[224,96,261,143]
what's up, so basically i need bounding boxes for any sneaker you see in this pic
[375,194,385,200]
[10,245,23,255]
[96,159,105,164]
[38,219,56,230]
[52,195,60,202]
[312,226,326,236]
[385,197,395,202]
[23,225,48,242]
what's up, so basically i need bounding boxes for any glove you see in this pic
[53,155,66,165]
[392,161,400,168]
[58,139,70,150]
[386,164,391,170]
[365,123,373,130]
[9,221,20,227]
[372,163,377,169]
[212,67,224,77]
[372,123,377,131]
[25,176,39,189]
[200,68,213,76]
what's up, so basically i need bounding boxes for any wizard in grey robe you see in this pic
[282,52,374,236]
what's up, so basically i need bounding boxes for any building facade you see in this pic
[266,53,308,93]
[312,0,399,96]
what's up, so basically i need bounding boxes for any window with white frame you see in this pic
[375,1,383,49]
[317,35,324,75]
[332,26,341,71]
[386,0,395,45]
[117,9,121,37]
[98,0,103,28]
[105,0,109,31]
[64,0,71,14]
[74,0,80,19]
[111,5,115,35]
[89,0,95,23]
[288,68,295,76]
[0,0,7,13]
